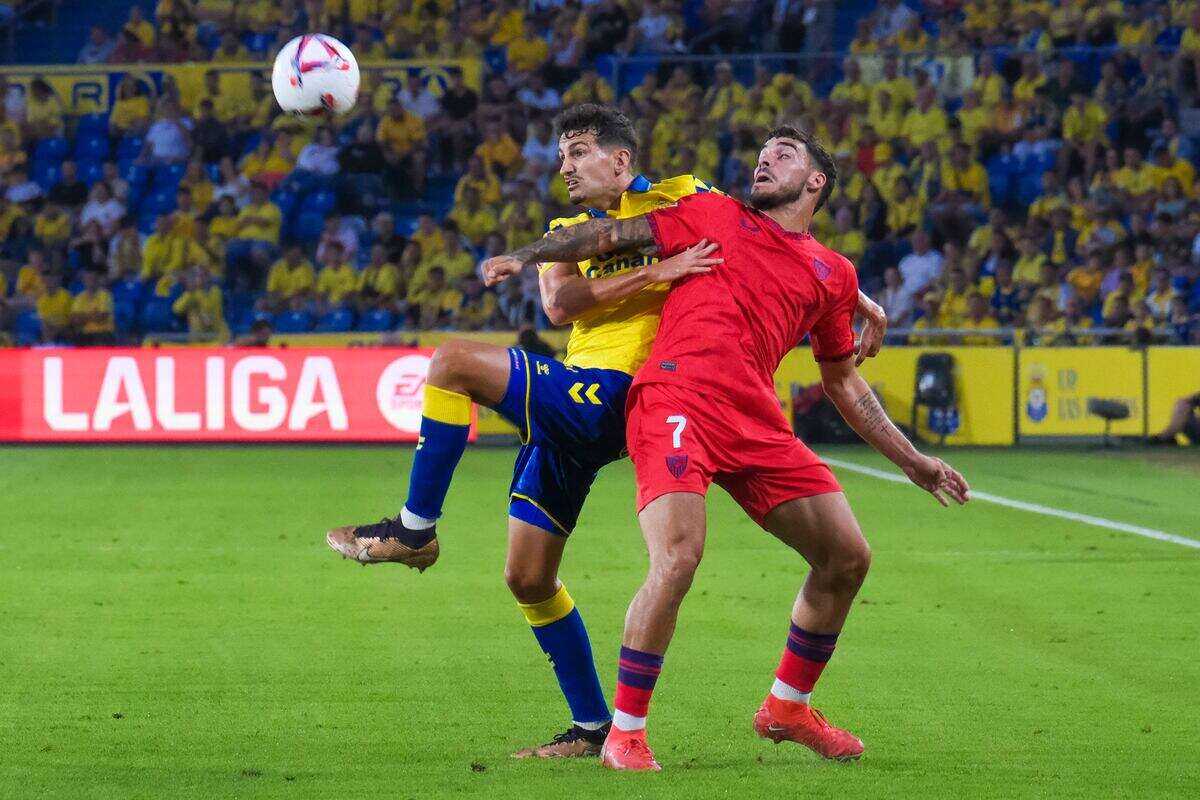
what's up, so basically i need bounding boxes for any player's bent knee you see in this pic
[828,540,871,592]
[504,563,558,604]
[427,340,474,389]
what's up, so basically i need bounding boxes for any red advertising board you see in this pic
[0,348,472,442]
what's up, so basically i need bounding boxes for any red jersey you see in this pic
[640,192,858,423]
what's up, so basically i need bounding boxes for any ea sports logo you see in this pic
[376,355,431,432]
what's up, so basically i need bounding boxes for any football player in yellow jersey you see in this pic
[327,106,888,757]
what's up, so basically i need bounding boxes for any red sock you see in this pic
[775,623,838,695]
[613,646,663,730]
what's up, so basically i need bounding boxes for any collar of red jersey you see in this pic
[585,174,653,218]
[753,206,814,240]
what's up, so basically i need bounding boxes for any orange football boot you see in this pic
[753,694,864,761]
[600,727,661,771]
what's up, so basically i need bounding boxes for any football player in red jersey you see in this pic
[483,126,969,772]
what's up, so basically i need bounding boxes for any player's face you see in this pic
[750,138,824,211]
[558,132,623,206]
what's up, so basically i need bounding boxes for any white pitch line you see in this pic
[822,456,1200,551]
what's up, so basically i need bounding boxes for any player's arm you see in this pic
[818,356,970,507]
[854,290,886,366]
[483,215,657,287]
[538,240,721,325]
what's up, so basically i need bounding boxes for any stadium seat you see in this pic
[139,298,179,333]
[242,30,273,55]
[301,190,337,214]
[74,133,110,161]
[113,300,138,334]
[240,132,263,156]
[110,276,146,306]
[76,159,105,186]
[76,113,110,135]
[273,310,314,333]
[292,211,327,242]
[34,136,69,163]
[15,311,41,345]
[145,188,178,216]
[122,161,151,187]
[315,309,355,333]
[32,161,62,191]
[153,162,187,190]
[357,308,395,332]
[116,135,145,161]
[272,189,299,216]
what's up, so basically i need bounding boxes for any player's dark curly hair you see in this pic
[554,104,639,166]
[766,125,838,213]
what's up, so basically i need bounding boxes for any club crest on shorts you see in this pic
[665,453,689,479]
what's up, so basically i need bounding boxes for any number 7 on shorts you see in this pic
[666,415,687,449]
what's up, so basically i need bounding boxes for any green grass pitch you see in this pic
[2,444,1198,799]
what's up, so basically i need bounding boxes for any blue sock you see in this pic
[404,385,471,521]
[519,584,610,726]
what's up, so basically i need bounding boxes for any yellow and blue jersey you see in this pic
[541,174,714,376]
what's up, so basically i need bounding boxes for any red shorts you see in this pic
[626,382,842,527]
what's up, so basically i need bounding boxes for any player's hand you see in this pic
[645,240,722,283]
[903,455,970,507]
[854,294,886,366]
[482,254,524,287]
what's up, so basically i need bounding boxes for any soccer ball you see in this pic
[271,33,360,116]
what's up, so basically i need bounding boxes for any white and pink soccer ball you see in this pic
[272,33,360,116]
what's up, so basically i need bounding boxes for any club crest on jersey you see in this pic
[812,258,831,280]
[666,454,689,479]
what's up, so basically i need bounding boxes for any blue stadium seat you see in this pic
[207,162,222,182]
[34,136,69,163]
[153,162,187,190]
[117,135,145,161]
[145,188,177,215]
[76,113,110,135]
[74,133,110,161]
[110,277,146,306]
[140,298,179,333]
[273,310,314,333]
[357,308,395,332]
[242,30,273,55]
[301,190,337,214]
[985,153,1017,207]
[240,132,262,156]
[272,189,299,215]
[137,212,160,235]
[113,300,138,334]
[122,161,152,187]
[292,211,327,242]
[32,161,62,191]
[15,311,41,345]
[315,308,355,333]
[77,159,105,186]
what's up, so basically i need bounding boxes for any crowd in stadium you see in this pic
[1,0,1200,347]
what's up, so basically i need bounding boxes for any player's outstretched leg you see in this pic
[752,492,869,761]
[601,492,707,772]
[506,518,612,758]
[326,340,510,568]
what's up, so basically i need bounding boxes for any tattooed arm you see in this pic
[482,216,658,286]
[818,356,970,506]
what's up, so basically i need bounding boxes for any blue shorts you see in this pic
[492,348,632,536]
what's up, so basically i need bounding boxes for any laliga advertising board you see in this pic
[0,348,475,442]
